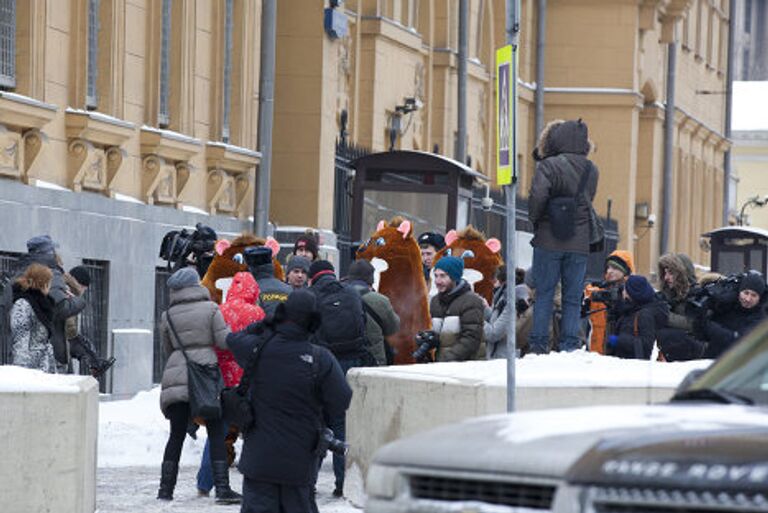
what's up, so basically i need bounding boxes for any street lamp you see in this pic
[738,195,768,226]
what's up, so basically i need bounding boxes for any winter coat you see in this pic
[310,274,368,360]
[159,285,230,415]
[430,280,485,361]
[657,253,697,331]
[702,303,766,359]
[610,298,669,360]
[227,321,353,486]
[349,280,400,366]
[250,264,291,318]
[484,283,510,359]
[218,272,265,387]
[528,121,599,254]
[10,285,57,373]
[8,253,86,365]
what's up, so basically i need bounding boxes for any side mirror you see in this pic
[675,368,708,394]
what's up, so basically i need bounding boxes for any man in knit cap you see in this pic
[427,256,485,362]
[606,275,668,360]
[293,234,319,262]
[285,256,311,290]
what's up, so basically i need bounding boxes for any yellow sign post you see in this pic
[496,45,514,186]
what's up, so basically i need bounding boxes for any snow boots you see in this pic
[157,461,178,500]
[212,460,242,505]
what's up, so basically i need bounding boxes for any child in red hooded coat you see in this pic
[197,272,265,496]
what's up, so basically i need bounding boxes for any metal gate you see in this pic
[0,251,21,364]
[78,259,110,391]
[334,137,369,276]
[153,267,172,383]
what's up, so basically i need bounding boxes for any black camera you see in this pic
[412,330,439,361]
[159,223,217,274]
[687,274,742,315]
[315,427,347,457]
[590,284,622,305]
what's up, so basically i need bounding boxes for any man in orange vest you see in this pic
[582,250,634,354]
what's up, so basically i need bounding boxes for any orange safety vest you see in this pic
[584,283,608,354]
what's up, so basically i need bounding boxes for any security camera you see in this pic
[647,214,656,227]
[481,196,494,211]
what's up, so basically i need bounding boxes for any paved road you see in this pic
[96,461,361,513]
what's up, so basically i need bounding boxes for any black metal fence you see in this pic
[77,259,110,391]
[153,267,172,383]
[0,251,22,364]
[334,138,369,276]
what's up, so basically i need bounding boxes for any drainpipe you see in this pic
[534,0,547,139]
[456,0,468,164]
[723,0,736,225]
[254,0,277,235]
[660,27,677,256]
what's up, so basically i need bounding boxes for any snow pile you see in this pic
[98,386,209,468]
[359,350,712,389]
[0,365,87,393]
[732,81,768,131]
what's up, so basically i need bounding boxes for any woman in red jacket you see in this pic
[197,272,265,496]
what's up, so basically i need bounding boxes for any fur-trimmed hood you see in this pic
[535,119,591,159]
[657,253,696,301]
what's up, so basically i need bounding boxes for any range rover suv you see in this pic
[365,321,768,513]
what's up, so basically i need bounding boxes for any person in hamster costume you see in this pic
[200,233,284,305]
[432,226,502,304]
[356,217,430,364]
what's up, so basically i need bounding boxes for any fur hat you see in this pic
[244,246,273,267]
[625,275,655,304]
[435,256,464,283]
[417,232,445,250]
[69,266,91,287]
[286,255,311,274]
[293,234,319,260]
[347,259,375,286]
[26,235,58,255]
[309,260,335,282]
[740,272,766,297]
[167,267,200,289]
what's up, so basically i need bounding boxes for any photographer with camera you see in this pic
[696,272,766,359]
[582,250,634,354]
[227,290,352,513]
[655,253,705,361]
[605,275,668,360]
[158,223,218,277]
[424,256,485,362]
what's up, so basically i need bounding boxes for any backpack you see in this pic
[546,155,591,240]
[315,281,368,358]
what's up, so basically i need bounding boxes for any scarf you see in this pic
[12,284,55,336]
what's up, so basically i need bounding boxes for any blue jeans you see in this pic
[528,247,588,353]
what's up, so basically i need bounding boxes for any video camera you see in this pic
[686,273,744,316]
[315,427,347,457]
[581,282,623,318]
[412,330,439,362]
[159,223,217,275]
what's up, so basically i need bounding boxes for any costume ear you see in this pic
[377,220,386,232]
[397,220,411,239]
[486,238,502,254]
[445,230,459,246]
[215,239,231,256]
[264,237,280,257]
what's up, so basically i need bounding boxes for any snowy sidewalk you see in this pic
[96,460,361,513]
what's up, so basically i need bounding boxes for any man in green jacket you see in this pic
[429,256,485,361]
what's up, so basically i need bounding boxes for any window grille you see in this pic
[78,260,110,392]
[153,267,172,383]
[0,0,15,90]
[0,251,22,364]
[221,0,233,143]
[158,0,172,127]
[86,0,100,109]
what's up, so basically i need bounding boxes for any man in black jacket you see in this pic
[244,246,292,317]
[527,119,599,354]
[227,290,352,513]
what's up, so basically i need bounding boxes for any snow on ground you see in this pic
[0,365,85,393]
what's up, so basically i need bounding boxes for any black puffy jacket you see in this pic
[703,303,766,359]
[611,298,669,360]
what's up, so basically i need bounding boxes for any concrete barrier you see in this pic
[344,354,711,503]
[0,366,99,513]
[110,328,154,399]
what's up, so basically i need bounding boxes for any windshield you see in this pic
[687,318,768,406]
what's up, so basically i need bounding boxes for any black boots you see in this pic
[212,460,242,505]
[157,461,178,500]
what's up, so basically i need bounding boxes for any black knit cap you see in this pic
[624,275,655,305]
[309,260,335,282]
[347,259,374,286]
[294,234,319,260]
[740,272,766,297]
[278,289,319,330]
[69,266,91,287]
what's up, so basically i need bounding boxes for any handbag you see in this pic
[588,202,606,253]
[546,156,591,241]
[220,328,277,432]
[166,313,224,420]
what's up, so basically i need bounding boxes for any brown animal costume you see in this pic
[433,226,502,304]
[357,217,430,364]
[201,233,284,304]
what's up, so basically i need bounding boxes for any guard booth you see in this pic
[703,226,768,276]
[350,150,485,255]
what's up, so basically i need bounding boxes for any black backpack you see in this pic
[315,281,368,358]
[546,155,591,240]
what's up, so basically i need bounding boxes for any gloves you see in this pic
[607,335,619,349]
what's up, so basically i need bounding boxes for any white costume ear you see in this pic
[215,239,231,256]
